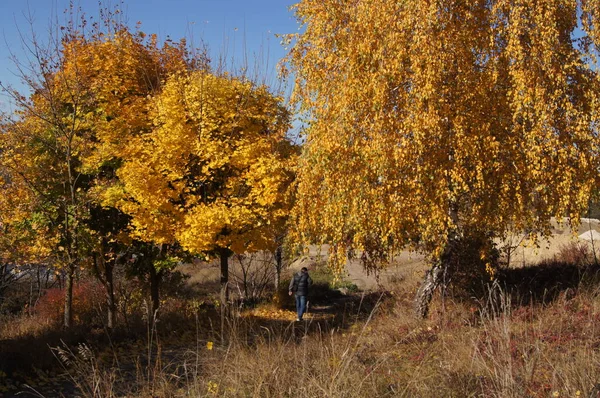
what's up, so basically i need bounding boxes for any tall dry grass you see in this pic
[48,279,600,397]
[6,242,600,397]
[204,280,600,397]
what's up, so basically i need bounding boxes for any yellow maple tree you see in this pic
[101,69,297,303]
[284,0,600,316]
[0,54,98,327]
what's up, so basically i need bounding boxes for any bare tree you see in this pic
[231,252,277,302]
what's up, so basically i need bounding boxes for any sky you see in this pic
[0,0,301,111]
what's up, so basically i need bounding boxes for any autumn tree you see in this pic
[0,171,57,308]
[0,39,98,328]
[0,4,198,327]
[58,23,197,327]
[2,2,295,331]
[101,69,296,314]
[284,0,600,316]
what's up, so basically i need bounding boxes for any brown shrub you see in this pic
[555,241,594,266]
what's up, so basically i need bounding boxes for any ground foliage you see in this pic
[1,256,600,397]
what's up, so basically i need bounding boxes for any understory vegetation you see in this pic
[1,242,600,397]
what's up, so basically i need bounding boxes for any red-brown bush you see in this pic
[35,280,105,326]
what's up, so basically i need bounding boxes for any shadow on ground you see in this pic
[235,290,390,345]
[0,287,389,397]
[496,260,600,306]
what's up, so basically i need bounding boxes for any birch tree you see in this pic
[285,0,600,316]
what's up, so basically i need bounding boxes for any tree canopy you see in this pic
[104,69,296,257]
[285,0,600,277]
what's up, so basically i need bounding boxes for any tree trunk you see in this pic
[220,248,230,305]
[219,248,230,345]
[149,265,161,319]
[64,264,75,328]
[105,261,116,329]
[414,199,462,318]
[414,261,445,318]
[414,235,457,318]
[0,263,8,307]
[274,246,282,290]
[92,250,118,329]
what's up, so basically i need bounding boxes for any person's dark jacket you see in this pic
[289,271,313,296]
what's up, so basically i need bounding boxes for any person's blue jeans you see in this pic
[295,294,307,320]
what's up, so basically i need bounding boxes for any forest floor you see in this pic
[1,218,600,397]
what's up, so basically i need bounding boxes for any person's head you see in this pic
[301,267,308,273]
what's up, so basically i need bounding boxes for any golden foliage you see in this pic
[0,22,203,269]
[107,70,296,255]
[1,9,295,279]
[285,0,600,271]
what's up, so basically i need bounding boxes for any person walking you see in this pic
[288,267,312,321]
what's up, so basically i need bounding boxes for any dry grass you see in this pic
[189,278,600,398]
[34,281,599,398]
[0,312,54,340]
[4,250,600,397]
